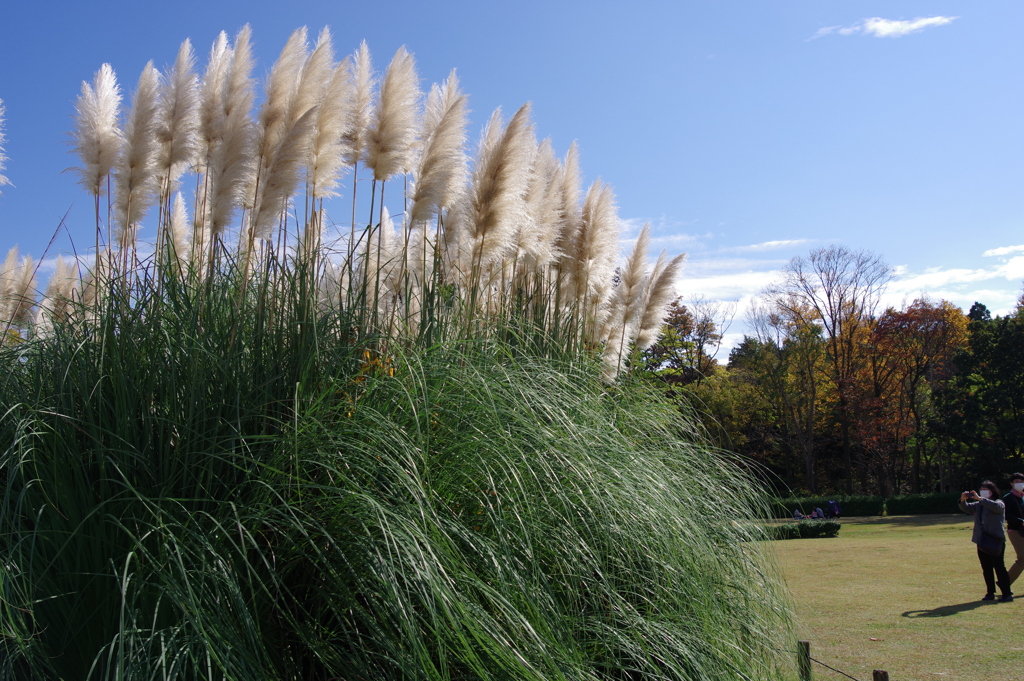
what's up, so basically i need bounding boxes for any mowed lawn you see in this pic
[772,515,1024,679]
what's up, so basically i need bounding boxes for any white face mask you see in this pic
[1014,482,1024,492]
[979,490,992,499]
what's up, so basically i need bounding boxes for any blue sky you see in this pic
[1,1,1022,351]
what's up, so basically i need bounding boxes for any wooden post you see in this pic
[797,640,811,681]
[872,671,889,681]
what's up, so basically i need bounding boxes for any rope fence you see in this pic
[775,641,889,681]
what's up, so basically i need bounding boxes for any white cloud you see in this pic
[983,244,1024,257]
[675,268,783,302]
[811,16,957,40]
[725,239,812,254]
[648,233,712,249]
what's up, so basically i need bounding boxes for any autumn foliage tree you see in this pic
[765,245,892,493]
[639,243,1017,495]
[866,299,967,491]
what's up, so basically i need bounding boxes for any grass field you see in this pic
[773,514,1024,679]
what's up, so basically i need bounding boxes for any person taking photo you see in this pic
[959,482,1013,602]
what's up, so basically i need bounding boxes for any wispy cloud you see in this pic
[724,239,811,254]
[811,16,957,40]
[982,244,1024,257]
[674,269,782,302]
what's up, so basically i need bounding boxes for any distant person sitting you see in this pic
[826,500,842,519]
[793,509,805,519]
[812,507,825,519]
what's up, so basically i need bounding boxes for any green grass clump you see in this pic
[0,263,791,680]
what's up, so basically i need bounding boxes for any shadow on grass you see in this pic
[902,600,1002,618]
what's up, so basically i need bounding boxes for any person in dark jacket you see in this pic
[959,481,1012,602]
[1004,472,1024,585]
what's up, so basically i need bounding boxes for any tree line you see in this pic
[643,244,1024,496]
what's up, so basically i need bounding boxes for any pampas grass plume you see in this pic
[554,141,582,261]
[307,56,354,198]
[291,28,334,127]
[34,256,79,333]
[113,62,162,247]
[342,41,374,167]
[521,138,562,269]
[251,105,318,239]
[468,103,534,270]
[409,72,467,224]
[635,251,687,351]
[0,247,18,320]
[71,64,123,197]
[156,39,200,182]
[257,27,308,165]
[367,46,420,180]
[206,26,256,234]
[167,192,191,275]
[7,254,36,329]
[197,32,232,168]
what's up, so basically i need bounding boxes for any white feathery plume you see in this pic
[270,26,333,217]
[0,100,10,191]
[617,225,653,332]
[423,71,461,136]
[0,247,18,323]
[600,224,651,376]
[520,138,562,270]
[307,55,354,198]
[156,39,200,184]
[225,25,255,125]
[367,46,420,180]
[255,27,308,172]
[251,105,318,240]
[453,107,501,274]
[571,179,618,305]
[466,103,534,272]
[408,72,468,225]
[197,32,231,171]
[7,255,36,329]
[34,256,79,334]
[554,142,582,266]
[113,62,162,249]
[342,41,374,167]
[247,26,308,240]
[635,251,687,351]
[206,25,256,235]
[167,192,191,276]
[71,64,123,197]
[290,28,334,128]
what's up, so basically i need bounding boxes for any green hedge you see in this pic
[771,492,964,518]
[884,492,963,515]
[765,520,841,540]
[771,495,884,519]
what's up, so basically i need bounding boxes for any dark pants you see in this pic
[978,546,1011,596]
